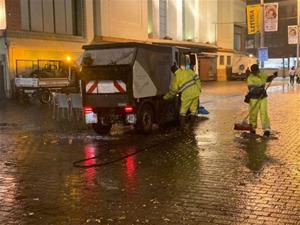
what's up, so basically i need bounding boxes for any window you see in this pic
[159,0,167,38]
[234,25,245,51]
[21,0,83,36]
[72,0,83,36]
[219,55,224,65]
[227,56,231,66]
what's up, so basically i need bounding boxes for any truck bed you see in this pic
[15,78,70,88]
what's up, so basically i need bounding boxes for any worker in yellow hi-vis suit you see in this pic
[164,56,201,129]
[246,64,277,137]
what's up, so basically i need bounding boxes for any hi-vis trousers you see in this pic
[249,98,270,131]
[180,97,199,116]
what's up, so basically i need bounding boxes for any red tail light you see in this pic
[84,107,93,114]
[124,105,134,113]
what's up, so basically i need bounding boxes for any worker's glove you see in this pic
[267,72,278,82]
[163,94,173,101]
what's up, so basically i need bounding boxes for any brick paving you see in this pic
[0,80,299,225]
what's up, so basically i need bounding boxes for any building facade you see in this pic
[94,0,219,81]
[0,0,94,98]
[0,0,251,98]
[246,0,297,69]
[217,0,256,81]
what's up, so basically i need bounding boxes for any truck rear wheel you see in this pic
[92,122,112,135]
[39,90,52,104]
[135,104,154,134]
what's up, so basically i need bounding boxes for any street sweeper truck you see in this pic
[79,42,199,134]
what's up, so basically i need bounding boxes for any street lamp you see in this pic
[297,0,300,70]
[66,56,72,81]
[66,56,72,63]
[260,0,264,68]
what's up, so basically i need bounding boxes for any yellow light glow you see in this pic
[66,56,72,62]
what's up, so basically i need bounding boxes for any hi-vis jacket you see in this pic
[247,72,272,99]
[164,68,201,100]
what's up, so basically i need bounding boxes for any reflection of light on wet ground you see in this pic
[123,147,137,193]
[40,132,123,146]
[55,133,120,141]
[195,132,217,146]
[83,145,97,187]
[268,82,299,93]
[0,175,17,212]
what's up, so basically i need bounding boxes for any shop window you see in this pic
[227,56,231,66]
[219,55,224,65]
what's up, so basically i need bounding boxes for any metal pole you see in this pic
[297,0,299,70]
[260,0,264,68]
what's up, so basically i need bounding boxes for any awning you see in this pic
[149,38,217,52]
[93,36,217,53]
[198,52,218,57]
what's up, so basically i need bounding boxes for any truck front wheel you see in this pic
[135,103,154,134]
[92,122,112,135]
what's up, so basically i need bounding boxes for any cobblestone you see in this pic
[0,80,299,225]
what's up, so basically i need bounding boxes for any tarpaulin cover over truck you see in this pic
[80,43,173,104]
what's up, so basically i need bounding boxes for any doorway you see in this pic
[198,57,217,81]
[0,64,5,99]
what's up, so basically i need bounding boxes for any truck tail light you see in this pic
[124,105,134,113]
[84,107,93,114]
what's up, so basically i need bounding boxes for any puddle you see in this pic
[195,132,217,146]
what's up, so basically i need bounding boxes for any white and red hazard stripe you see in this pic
[86,80,126,94]
[113,80,126,93]
[86,80,98,94]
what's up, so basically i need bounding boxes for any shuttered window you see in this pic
[159,0,167,38]
[20,0,83,36]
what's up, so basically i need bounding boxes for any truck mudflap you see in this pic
[84,107,98,124]
[125,114,137,124]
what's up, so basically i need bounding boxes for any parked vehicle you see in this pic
[229,54,257,80]
[79,42,199,134]
[15,60,78,104]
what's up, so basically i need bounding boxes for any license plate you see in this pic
[126,114,136,124]
[85,112,98,124]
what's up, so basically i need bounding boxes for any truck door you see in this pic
[190,53,199,74]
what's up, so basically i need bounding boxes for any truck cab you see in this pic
[79,42,198,134]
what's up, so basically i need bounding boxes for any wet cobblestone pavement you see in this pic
[0,80,299,225]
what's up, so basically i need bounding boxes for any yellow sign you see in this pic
[247,5,261,34]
